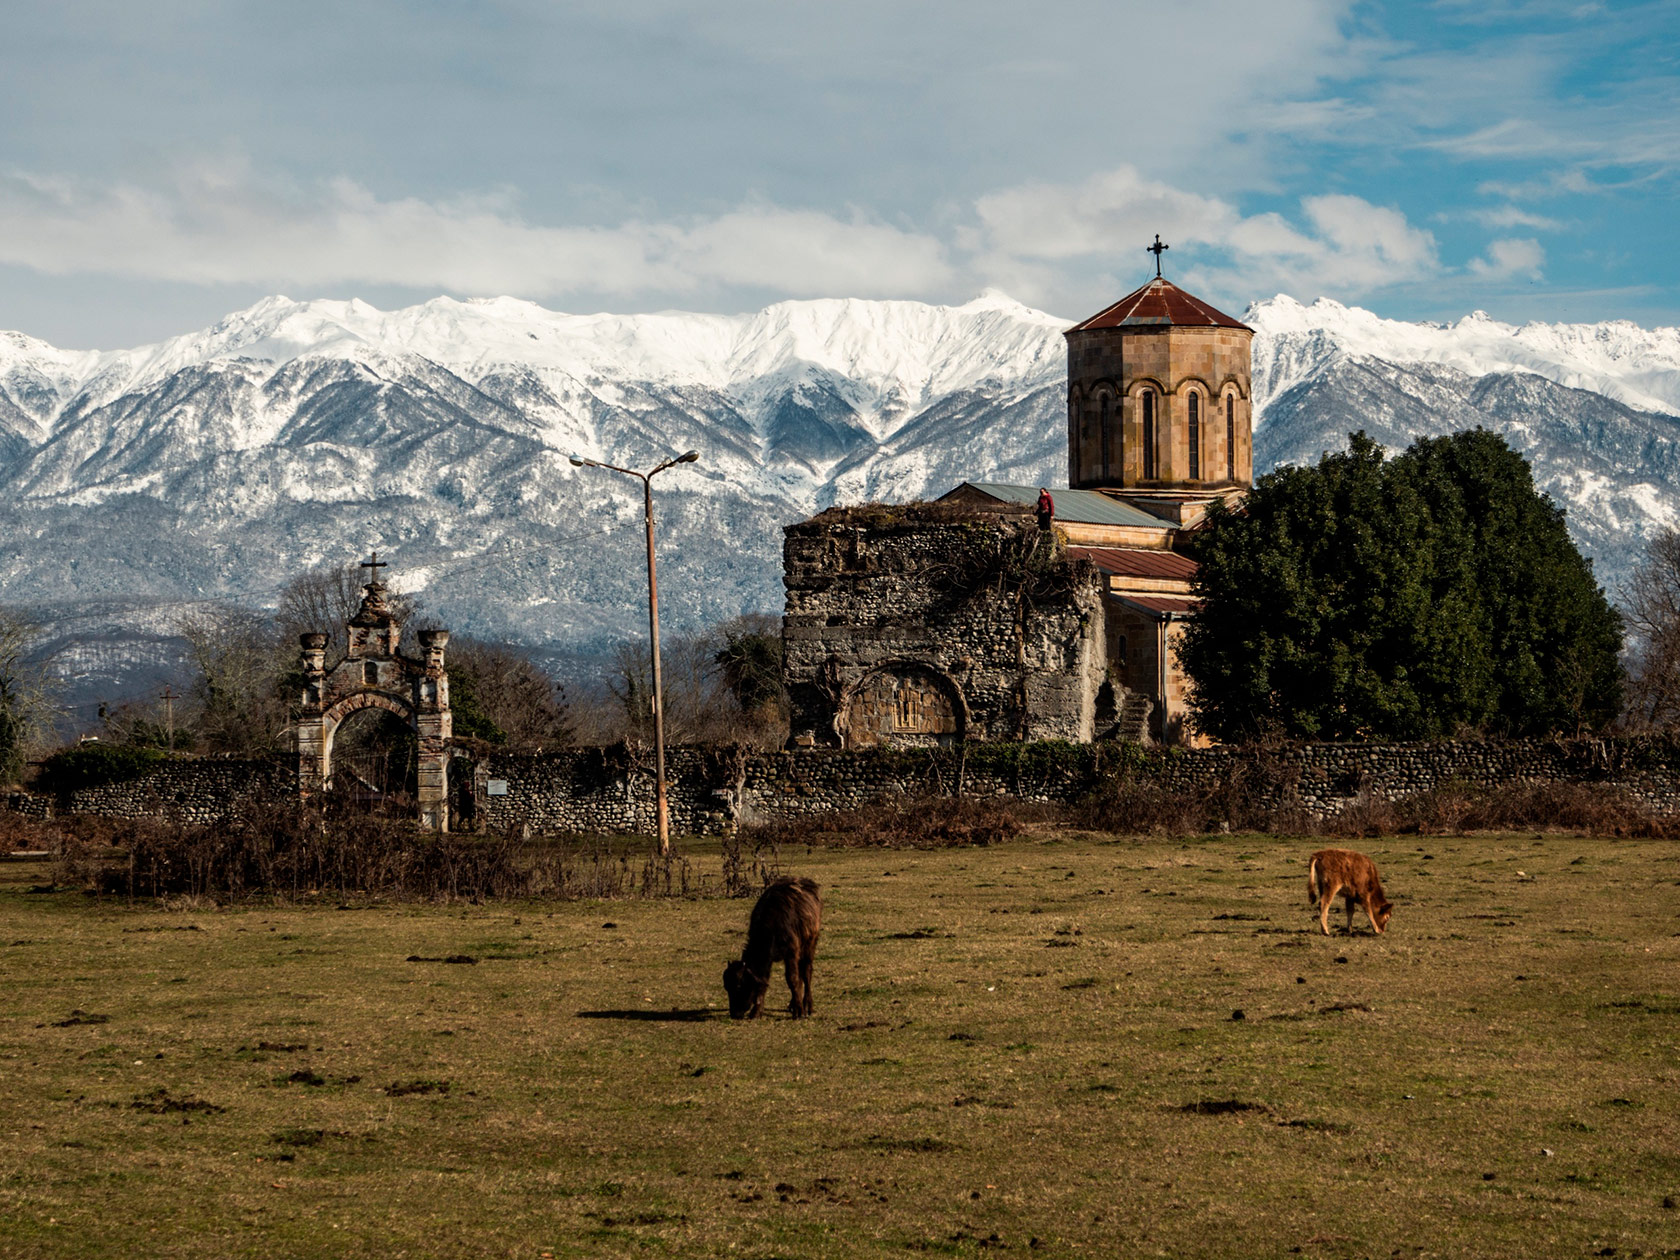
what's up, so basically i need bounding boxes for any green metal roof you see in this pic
[948,482,1171,530]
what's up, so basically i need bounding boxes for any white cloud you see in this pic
[972,167,1240,263]
[1469,237,1546,279]
[0,165,954,300]
[0,157,1542,319]
[1461,204,1563,230]
[971,166,1441,303]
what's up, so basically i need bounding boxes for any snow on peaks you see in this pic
[4,292,1073,420]
[1248,295,1680,417]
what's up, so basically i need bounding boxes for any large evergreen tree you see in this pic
[1182,430,1622,742]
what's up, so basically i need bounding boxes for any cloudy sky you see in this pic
[2,0,1676,347]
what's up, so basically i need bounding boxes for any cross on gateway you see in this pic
[360,552,388,584]
[1147,234,1169,277]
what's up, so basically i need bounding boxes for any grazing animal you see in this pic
[1307,848,1394,936]
[723,877,822,1019]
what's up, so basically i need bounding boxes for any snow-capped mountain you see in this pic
[1,290,1676,717]
[1248,296,1680,592]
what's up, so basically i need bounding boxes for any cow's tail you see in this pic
[1306,856,1322,905]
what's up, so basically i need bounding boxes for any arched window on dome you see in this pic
[1187,392,1201,481]
[1099,392,1111,478]
[1068,392,1080,481]
[1226,393,1236,481]
[1142,390,1156,480]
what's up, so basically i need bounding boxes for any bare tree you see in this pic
[447,638,572,749]
[593,617,787,749]
[275,561,422,657]
[176,605,292,755]
[0,609,57,785]
[1625,527,1680,728]
[100,697,189,752]
[605,639,656,741]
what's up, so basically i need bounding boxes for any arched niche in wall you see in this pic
[840,665,965,749]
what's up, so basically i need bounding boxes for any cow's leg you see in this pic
[784,957,804,1018]
[799,951,815,1016]
[1318,883,1336,936]
[1366,900,1384,934]
[1344,891,1357,935]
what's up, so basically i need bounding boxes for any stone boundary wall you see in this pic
[470,735,1680,835]
[4,758,293,824]
[1145,737,1680,818]
[9,737,1680,833]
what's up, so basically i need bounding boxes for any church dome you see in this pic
[1063,270,1254,494]
[1068,277,1249,332]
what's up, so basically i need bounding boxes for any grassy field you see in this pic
[1,830,1677,1259]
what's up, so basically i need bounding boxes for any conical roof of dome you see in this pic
[1068,277,1249,332]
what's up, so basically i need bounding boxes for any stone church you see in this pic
[783,263,1253,747]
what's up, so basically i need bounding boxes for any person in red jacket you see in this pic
[1036,487,1055,531]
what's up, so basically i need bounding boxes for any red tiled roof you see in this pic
[1115,594,1202,617]
[1067,278,1249,333]
[1068,546,1198,580]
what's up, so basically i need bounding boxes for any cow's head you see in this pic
[723,960,768,1019]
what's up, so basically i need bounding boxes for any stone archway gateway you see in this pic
[294,554,453,831]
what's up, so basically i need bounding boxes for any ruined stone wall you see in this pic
[12,758,295,823]
[465,747,744,837]
[458,735,1680,836]
[12,737,1680,834]
[4,791,51,819]
[1144,737,1680,818]
[782,508,1109,748]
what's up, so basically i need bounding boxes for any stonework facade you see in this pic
[294,575,454,830]
[781,507,1111,748]
[919,273,1261,743]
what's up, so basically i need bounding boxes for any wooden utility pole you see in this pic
[568,449,701,856]
[161,686,175,753]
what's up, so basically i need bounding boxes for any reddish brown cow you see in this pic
[723,877,822,1019]
[1307,848,1394,936]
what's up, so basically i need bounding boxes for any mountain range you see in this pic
[3,290,1677,723]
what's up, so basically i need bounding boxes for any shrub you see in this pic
[35,744,167,800]
[45,801,769,902]
[741,794,1043,850]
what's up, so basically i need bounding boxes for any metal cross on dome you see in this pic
[1147,234,1169,278]
[360,551,388,585]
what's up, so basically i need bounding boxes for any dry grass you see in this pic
[2,831,1678,1258]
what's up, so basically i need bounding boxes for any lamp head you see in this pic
[568,456,586,467]
[677,450,700,464]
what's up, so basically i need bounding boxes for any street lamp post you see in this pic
[568,449,700,856]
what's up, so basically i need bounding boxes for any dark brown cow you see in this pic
[1307,848,1394,936]
[723,878,822,1019]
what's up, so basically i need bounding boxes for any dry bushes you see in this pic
[1069,747,1314,837]
[1066,779,1205,836]
[1322,780,1678,839]
[721,772,1678,852]
[742,794,1044,851]
[40,803,749,903]
[2,810,134,857]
